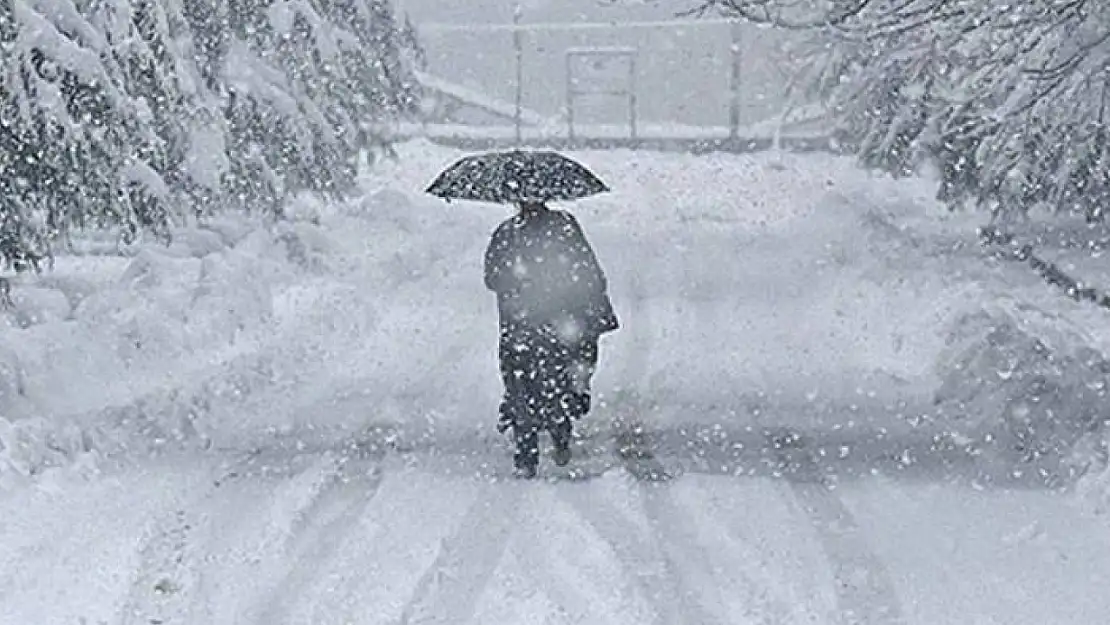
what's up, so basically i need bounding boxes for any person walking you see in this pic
[484,200,618,478]
[425,149,617,478]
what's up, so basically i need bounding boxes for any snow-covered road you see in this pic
[4,142,1110,625]
[7,443,1110,625]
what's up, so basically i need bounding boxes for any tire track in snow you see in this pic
[775,438,906,625]
[558,486,717,625]
[252,458,384,625]
[678,217,906,625]
[503,488,655,625]
[206,451,379,624]
[643,483,806,625]
[115,452,276,625]
[115,450,383,625]
[209,225,481,612]
[117,507,199,625]
[396,482,525,624]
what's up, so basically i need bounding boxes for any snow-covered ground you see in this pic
[4,140,1110,624]
[397,102,832,141]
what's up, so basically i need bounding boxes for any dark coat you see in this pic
[484,208,618,337]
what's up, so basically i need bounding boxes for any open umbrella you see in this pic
[426,150,609,204]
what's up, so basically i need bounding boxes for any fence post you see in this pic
[566,52,575,140]
[629,53,638,141]
[729,19,742,140]
[513,4,523,143]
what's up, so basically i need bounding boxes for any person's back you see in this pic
[484,205,609,333]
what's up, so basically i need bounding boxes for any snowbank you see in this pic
[5,139,1110,494]
[0,182,487,489]
[0,215,283,487]
[932,300,1110,480]
[847,187,1110,485]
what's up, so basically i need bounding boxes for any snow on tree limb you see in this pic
[705,0,1110,220]
[681,0,879,30]
[14,2,121,107]
[1,0,422,271]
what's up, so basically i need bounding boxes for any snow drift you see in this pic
[0,182,487,489]
[3,140,1110,495]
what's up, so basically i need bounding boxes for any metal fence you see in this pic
[410,16,826,143]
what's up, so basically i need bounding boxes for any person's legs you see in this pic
[499,325,597,474]
[498,323,552,476]
[548,415,572,466]
[496,323,519,433]
[512,422,541,477]
[545,332,599,466]
[526,326,571,466]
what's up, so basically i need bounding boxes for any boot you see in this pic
[513,425,539,478]
[513,462,537,479]
[552,433,572,467]
[549,415,573,467]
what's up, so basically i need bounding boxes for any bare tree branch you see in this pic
[678,0,879,30]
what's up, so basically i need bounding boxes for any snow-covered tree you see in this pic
[699,0,1110,222]
[962,0,1110,222]
[219,0,420,213]
[1,1,48,271]
[0,0,174,272]
[0,0,421,270]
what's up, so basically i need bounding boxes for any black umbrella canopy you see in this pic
[426,150,610,204]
